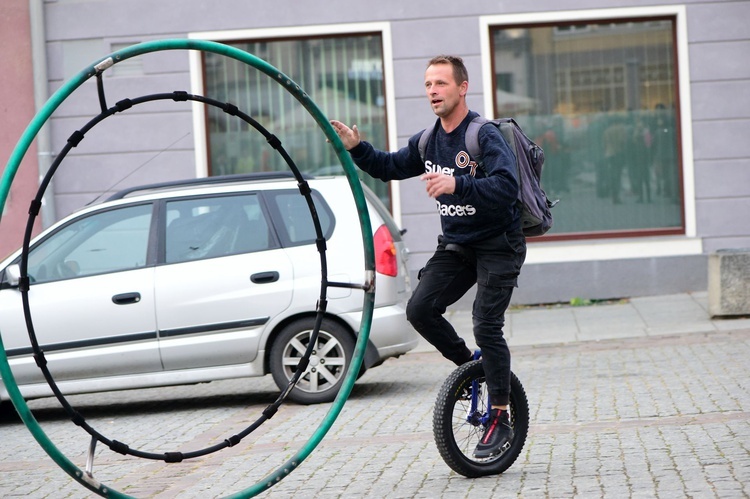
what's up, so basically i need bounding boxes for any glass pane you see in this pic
[491,20,682,236]
[203,34,390,208]
[165,194,272,263]
[27,204,152,283]
[267,190,333,247]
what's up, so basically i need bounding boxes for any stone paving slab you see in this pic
[1,326,749,498]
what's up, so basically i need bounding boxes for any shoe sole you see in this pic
[473,439,512,459]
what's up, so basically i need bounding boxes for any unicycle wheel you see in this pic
[432,360,529,477]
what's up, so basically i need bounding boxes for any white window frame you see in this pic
[187,22,401,225]
[480,6,700,264]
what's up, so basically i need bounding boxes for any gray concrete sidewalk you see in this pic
[416,291,750,352]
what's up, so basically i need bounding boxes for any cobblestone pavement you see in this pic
[1,324,749,498]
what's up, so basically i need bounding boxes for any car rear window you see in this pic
[265,190,334,247]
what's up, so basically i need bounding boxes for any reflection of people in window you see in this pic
[630,117,653,203]
[534,117,569,195]
[652,104,678,201]
[591,114,610,199]
[603,116,630,204]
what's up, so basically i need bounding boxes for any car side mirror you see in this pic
[4,264,21,288]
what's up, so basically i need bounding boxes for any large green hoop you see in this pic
[0,38,375,498]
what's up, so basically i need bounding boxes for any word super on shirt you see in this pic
[348,111,520,245]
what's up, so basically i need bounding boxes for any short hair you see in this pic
[427,55,469,85]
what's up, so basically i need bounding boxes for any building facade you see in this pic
[0,1,43,260]
[3,0,749,305]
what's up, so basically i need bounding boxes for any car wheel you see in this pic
[270,317,355,405]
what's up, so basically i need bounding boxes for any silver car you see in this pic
[0,173,417,406]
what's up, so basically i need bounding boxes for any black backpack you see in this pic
[418,116,557,237]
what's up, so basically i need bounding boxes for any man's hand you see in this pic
[421,172,456,198]
[330,120,361,150]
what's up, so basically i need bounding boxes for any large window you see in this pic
[490,18,682,238]
[203,34,390,206]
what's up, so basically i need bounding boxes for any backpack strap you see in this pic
[417,120,440,163]
[470,117,523,171]
[465,116,489,166]
[419,116,501,166]
[420,117,488,163]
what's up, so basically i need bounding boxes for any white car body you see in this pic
[0,174,417,405]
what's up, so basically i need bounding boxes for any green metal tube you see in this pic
[0,38,375,498]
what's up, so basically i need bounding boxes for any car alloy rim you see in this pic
[282,330,347,394]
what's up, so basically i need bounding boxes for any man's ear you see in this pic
[459,80,468,97]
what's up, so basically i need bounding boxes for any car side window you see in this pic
[26,204,153,283]
[266,190,335,247]
[165,193,273,264]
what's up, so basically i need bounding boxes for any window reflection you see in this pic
[165,195,273,263]
[26,205,152,283]
[203,34,390,209]
[491,20,682,237]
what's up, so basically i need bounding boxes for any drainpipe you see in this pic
[28,0,56,228]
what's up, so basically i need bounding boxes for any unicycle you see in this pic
[433,355,529,477]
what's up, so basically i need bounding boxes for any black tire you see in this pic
[433,360,529,477]
[270,317,355,405]
[0,399,12,416]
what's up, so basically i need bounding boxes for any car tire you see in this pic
[270,317,355,405]
[0,399,18,421]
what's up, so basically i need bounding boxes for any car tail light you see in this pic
[373,224,398,277]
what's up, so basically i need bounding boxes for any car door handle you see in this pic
[112,292,141,305]
[250,271,279,284]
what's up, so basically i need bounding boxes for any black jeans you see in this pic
[406,229,526,406]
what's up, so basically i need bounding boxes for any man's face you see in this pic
[424,63,467,118]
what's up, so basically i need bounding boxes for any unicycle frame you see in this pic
[469,350,490,428]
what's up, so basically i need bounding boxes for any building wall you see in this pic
[688,2,750,255]
[33,0,750,304]
[0,1,42,260]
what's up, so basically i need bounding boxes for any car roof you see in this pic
[106,172,311,201]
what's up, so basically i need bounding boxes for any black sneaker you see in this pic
[474,408,513,458]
